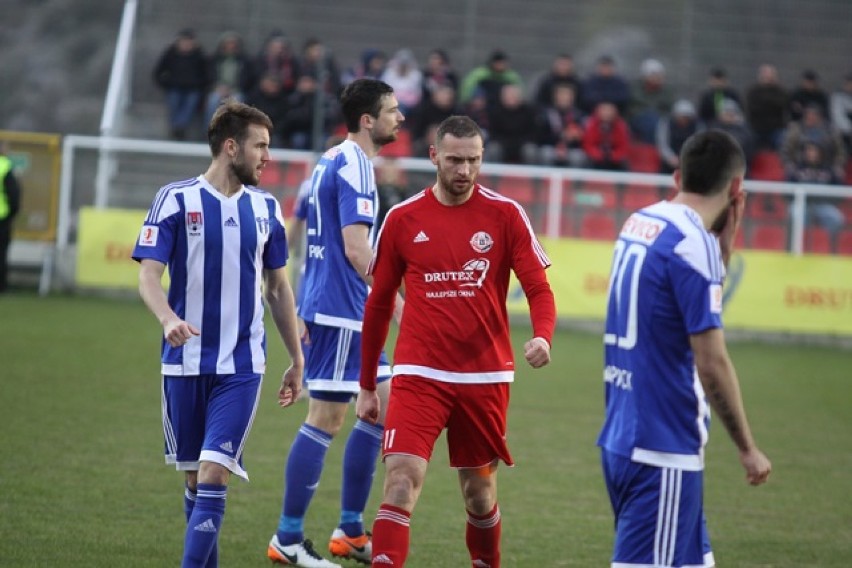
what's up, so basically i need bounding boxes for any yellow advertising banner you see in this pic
[77,212,852,335]
[508,238,852,336]
[76,207,147,289]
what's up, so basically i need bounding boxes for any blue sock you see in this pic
[277,423,332,545]
[184,484,219,568]
[182,483,226,568]
[339,420,383,537]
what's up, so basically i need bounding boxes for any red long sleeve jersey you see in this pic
[360,185,556,389]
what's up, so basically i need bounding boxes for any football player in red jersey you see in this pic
[357,115,556,567]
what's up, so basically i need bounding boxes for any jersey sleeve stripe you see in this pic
[147,177,197,223]
[480,187,551,267]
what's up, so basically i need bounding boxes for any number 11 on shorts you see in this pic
[383,428,396,450]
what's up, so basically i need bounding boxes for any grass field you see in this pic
[1,292,851,567]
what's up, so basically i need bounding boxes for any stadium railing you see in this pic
[53,134,852,292]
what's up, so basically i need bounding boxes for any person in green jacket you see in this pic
[0,144,22,293]
[459,50,523,110]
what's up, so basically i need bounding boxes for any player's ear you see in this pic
[428,144,438,164]
[361,112,374,131]
[226,138,238,157]
[672,168,682,190]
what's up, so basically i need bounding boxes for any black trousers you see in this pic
[0,218,11,292]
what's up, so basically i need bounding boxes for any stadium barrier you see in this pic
[59,135,852,335]
[0,130,62,294]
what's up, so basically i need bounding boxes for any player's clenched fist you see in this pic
[163,318,200,347]
[524,337,551,368]
[356,389,380,425]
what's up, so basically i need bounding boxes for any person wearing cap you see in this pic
[745,64,789,150]
[696,67,742,124]
[580,55,631,115]
[711,99,756,164]
[656,99,704,173]
[459,49,523,110]
[789,69,830,122]
[153,28,209,140]
[628,58,675,143]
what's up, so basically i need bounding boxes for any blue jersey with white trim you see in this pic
[298,139,378,330]
[132,175,289,376]
[597,201,725,471]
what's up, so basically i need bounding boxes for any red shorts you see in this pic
[382,375,513,468]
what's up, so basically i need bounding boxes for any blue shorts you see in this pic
[162,373,262,481]
[303,321,391,402]
[601,450,715,568]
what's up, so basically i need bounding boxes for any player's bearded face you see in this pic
[370,95,404,146]
[231,147,259,186]
[435,135,483,197]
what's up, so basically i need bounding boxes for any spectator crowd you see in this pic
[153,28,852,189]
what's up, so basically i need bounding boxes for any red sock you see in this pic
[466,504,501,568]
[372,503,411,567]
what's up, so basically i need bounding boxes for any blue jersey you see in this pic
[298,140,378,330]
[294,177,311,221]
[132,175,289,376]
[597,201,725,471]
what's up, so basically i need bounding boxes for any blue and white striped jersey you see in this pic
[132,175,289,376]
[298,139,378,331]
[597,201,725,471]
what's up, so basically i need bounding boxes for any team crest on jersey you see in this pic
[187,211,203,236]
[469,231,493,253]
[255,216,269,234]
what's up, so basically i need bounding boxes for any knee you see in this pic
[462,489,496,515]
[384,468,422,510]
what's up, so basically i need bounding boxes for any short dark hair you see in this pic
[679,130,745,196]
[435,115,484,145]
[340,78,395,133]
[207,100,273,156]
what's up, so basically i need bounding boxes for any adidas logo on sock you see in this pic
[219,440,233,453]
[413,231,429,243]
[224,217,238,227]
[373,553,394,564]
[193,518,217,533]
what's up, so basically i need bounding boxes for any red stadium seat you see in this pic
[558,211,574,237]
[579,210,618,241]
[567,179,618,209]
[746,193,788,221]
[497,176,536,207]
[284,161,309,188]
[259,160,282,187]
[382,128,412,157]
[839,198,852,220]
[627,143,661,173]
[837,229,852,255]
[749,223,788,251]
[804,227,833,254]
[621,184,660,212]
[749,151,785,182]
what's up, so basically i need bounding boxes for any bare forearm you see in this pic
[139,268,178,326]
[698,355,756,452]
[265,282,304,368]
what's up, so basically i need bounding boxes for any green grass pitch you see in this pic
[1,293,851,566]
